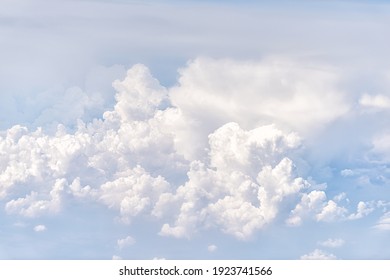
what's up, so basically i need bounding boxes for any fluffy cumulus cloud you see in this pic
[111,64,169,122]
[348,201,375,220]
[287,192,375,226]
[5,178,66,217]
[100,166,171,223]
[157,123,311,240]
[0,65,182,219]
[0,58,384,245]
[286,191,346,226]
[169,57,349,159]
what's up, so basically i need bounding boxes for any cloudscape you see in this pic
[1,0,390,259]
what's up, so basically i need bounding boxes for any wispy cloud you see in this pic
[33,225,47,232]
[117,236,136,250]
[318,238,345,248]
[301,249,337,260]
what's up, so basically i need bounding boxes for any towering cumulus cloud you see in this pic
[157,122,307,239]
[0,57,384,250]
[169,57,349,160]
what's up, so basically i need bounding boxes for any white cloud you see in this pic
[370,133,390,162]
[34,87,92,127]
[300,249,337,260]
[1,0,390,259]
[0,63,184,221]
[5,178,66,217]
[340,169,354,177]
[373,212,390,231]
[333,192,347,203]
[158,123,309,240]
[0,61,380,243]
[112,255,122,260]
[33,224,47,232]
[377,201,390,212]
[348,201,375,220]
[286,190,327,226]
[208,122,301,175]
[206,196,267,240]
[99,166,171,223]
[286,191,353,226]
[69,177,92,198]
[318,238,345,248]
[0,126,41,198]
[112,64,169,122]
[169,57,349,160]
[208,244,217,252]
[287,190,375,225]
[117,236,136,250]
[316,200,348,222]
[359,94,390,109]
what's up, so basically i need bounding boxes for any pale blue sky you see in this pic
[0,0,390,260]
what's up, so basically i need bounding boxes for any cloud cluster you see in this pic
[0,65,182,220]
[157,123,308,239]
[0,58,382,241]
[287,192,375,226]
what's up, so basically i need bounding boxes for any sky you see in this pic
[1,0,390,260]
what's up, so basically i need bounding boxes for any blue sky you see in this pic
[1,0,390,260]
